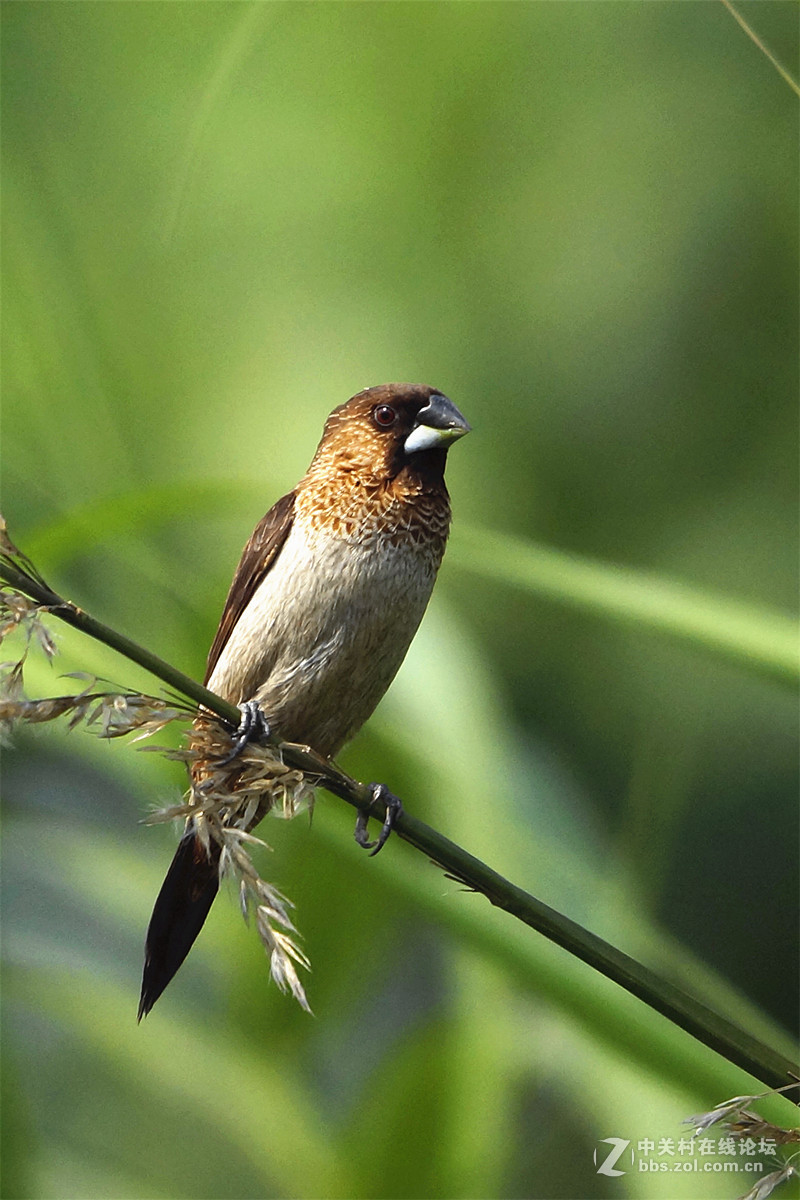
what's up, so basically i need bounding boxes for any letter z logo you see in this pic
[593,1138,632,1176]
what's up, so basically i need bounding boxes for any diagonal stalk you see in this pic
[2,548,797,1095]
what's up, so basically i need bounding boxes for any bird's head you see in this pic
[311,383,471,485]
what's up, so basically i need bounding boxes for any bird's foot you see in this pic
[354,783,404,856]
[218,700,271,765]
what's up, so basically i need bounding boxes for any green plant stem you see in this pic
[720,0,800,98]
[2,554,798,1095]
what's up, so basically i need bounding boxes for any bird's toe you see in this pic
[354,783,403,855]
[218,700,270,764]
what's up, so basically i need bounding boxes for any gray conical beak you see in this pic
[403,394,471,455]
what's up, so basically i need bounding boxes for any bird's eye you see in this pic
[373,404,397,428]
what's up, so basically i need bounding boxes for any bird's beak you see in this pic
[403,394,472,455]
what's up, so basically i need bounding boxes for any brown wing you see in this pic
[204,490,296,683]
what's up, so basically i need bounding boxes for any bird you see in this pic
[138,383,470,1017]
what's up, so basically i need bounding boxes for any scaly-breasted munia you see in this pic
[139,383,470,1016]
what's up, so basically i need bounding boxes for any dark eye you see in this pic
[373,404,397,428]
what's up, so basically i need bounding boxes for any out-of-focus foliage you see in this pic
[2,3,797,1198]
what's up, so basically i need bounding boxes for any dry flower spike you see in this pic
[1,561,315,1010]
[737,1163,797,1200]
[685,1083,800,1140]
[148,716,316,1010]
[685,1083,800,1200]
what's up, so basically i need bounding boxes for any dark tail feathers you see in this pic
[138,831,220,1019]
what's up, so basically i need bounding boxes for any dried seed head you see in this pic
[737,1164,796,1200]
[684,1082,800,1181]
[148,714,316,1010]
[0,543,315,1010]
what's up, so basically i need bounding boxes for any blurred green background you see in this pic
[2,3,798,1198]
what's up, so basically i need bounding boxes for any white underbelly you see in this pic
[206,519,440,755]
